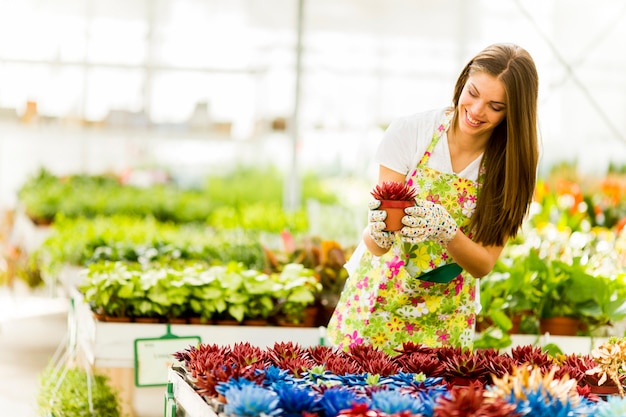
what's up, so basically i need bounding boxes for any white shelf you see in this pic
[73,293,326,369]
[167,368,217,417]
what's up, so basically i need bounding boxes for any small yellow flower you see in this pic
[413,246,430,270]
[425,295,442,312]
[372,333,387,346]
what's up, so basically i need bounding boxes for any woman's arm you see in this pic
[445,232,504,278]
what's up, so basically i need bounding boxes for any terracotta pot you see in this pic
[213,319,241,326]
[509,310,533,334]
[379,200,414,232]
[104,315,132,323]
[242,319,269,326]
[539,316,581,336]
[450,376,474,386]
[189,317,211,325]
[92,312,107,322]
[277,306,319,327]
[588,383,624,396]
[134,317,162,323]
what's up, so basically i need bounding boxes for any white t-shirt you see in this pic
[375,108,482,182]
[348,107,483,311]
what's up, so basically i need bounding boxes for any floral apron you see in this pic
[327,112,484,355]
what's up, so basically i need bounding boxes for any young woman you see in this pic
[327,43,539,354]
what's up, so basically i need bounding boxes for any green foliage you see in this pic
[37,363,122,417]
[17,167,340,227]
[208,202,308,232]
[202,166,338,206]
[80,260,320,323]
[35,215,268,276]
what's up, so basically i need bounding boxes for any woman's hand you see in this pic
[367,199,393,249]
[400,200,458,247]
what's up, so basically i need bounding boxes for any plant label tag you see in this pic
[134,335,201,387]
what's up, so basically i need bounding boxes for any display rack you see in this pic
[166,367,217,417]
[72,292,326,417]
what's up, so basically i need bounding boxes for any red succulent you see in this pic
[346,344,400,376]
[395,352,445,377]
[434,381,520,417]
[229,342,268,367]
[371,181,418,201]
[324,354,363,375]
[440,350,491,385]
[509,345,555,371]
[307,345,337,366]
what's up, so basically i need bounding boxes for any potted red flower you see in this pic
[370,181,417,232]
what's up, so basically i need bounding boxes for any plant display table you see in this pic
[72,293,325,417]
[166,367,217,417]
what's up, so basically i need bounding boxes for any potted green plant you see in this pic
[478,262,540,331]
[273,263,322,326]
[534,255,626,336]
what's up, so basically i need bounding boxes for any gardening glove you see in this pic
[400,200,458,247]
[367,199,393,249]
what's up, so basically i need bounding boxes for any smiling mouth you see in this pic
[465,110,482,127]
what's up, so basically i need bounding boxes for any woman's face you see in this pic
[457,71,507,139]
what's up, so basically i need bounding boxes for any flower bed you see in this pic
[171,340,626,417]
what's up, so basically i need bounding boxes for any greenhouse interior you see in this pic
[1,0,626,416]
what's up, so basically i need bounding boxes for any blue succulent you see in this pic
[272,380,323,417]
[298,368,342,387]
[259,365,292,386]
[389,373,445,391]
[335,373,370,387]
[370,390,424,415]
[215,377,257,397]
[223,384,282,417]
[318,386,370,417]
[593,395,626,417]
[501,387,580,417]
[404,389,443,417]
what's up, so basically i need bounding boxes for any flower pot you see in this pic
[379,200,414,232]
[276,306,319,327]
[588,383,624,395]
[539,316,581,336]
[242,319,269,326]
[104,315,132,323]
[450,376,474,386]
[189,317,211,325]
[134,317,162,323]
[92,312,107,322]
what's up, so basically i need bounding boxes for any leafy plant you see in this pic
[37,362,122,417]
[272,263,322,324]
[80,260,319,323]
[35,215,268,277]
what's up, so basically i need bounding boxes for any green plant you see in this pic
[37,363,122,417]
[17,166,341,227]
[273,263,322,324]
[534,255,626,333]
[477,227,626,349]
[35,215,268,277]
[80,260,319,323]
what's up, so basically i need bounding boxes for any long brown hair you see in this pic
[451,43,539,246]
